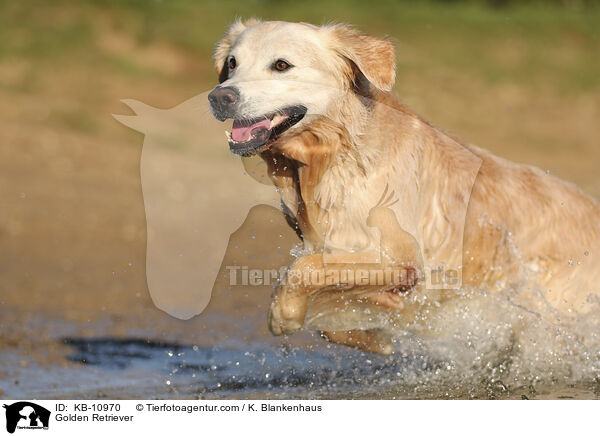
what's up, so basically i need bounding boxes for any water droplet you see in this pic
[584,251,589,256]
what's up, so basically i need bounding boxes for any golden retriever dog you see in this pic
[208,20,600,356]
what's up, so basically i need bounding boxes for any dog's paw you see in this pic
[268,293,306,336]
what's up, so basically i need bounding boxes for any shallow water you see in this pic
[2,336,599,400]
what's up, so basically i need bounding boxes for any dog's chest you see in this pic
[282,166,379,253]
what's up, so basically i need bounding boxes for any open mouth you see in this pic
[225,105,307,156]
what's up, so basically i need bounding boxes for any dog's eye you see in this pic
[273,59,291,72]
[228,57,236,70]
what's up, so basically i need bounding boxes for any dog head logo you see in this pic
[3,402,50,434]
[113,95,281,320]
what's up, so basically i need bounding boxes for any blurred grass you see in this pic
[0,0,599,90]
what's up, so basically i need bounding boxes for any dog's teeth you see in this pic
[225,130,232,140]
[270,115,284,128]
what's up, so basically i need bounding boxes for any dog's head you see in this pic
[208,20,395,156]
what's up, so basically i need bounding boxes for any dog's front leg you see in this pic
[269,254,327,335]
[268,252,418,336]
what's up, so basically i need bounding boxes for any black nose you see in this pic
[208,86,239,121]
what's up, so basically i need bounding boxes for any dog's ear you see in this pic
[328,25,395,92]
[214,18,260,83]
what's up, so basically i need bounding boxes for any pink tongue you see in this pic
[232,118,271,142]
